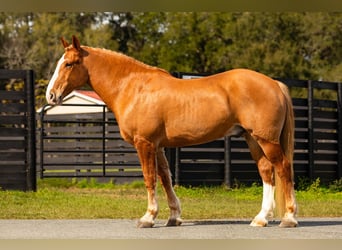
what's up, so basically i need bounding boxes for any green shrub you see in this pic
[329,178,342,192]
[296,176,312,191]
[307,178,321,193]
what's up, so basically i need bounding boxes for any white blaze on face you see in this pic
[46,54,66,103]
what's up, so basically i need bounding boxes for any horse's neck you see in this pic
[83,48,130,101]
[82,47,168,116]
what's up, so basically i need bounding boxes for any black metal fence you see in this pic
[38,75,342,187]
[0,69,36,191]
[38,104,141,182]
[169,75,342,186]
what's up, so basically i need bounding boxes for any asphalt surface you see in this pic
[0,218,342,239]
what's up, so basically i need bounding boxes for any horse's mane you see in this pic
[82,46,171,76]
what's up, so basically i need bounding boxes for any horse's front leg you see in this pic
[157,148,182,226]
[134,136,159,228]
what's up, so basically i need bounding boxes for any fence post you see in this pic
[102,105,106,177]
[39,105,47,179]
[224,136,231,188]
[25,70,36,191]
[165,147,176,185]
[307,80,314,180]
[337,83,342,179]
[175,147,180,185]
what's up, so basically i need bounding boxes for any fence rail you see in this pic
[38,76,342,187]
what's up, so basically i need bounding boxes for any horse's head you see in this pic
[46,35,89,105]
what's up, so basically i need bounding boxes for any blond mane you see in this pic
[82,46,170,76]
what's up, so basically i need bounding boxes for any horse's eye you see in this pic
[65,63,73,68]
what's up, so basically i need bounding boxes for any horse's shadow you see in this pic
[163,219,342,228]
[187,220,251,226]
[295,220,342,228]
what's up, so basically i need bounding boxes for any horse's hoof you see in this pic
[165,218,183,227]
[137,219,155,228]
[279,218,298,228]
[250,218,268,227]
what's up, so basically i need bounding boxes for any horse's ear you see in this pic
[72,35,81,51]
[61,37,69,48]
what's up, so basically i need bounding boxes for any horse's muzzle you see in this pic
[47,91,63,105]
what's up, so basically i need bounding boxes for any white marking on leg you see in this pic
[46,54,65,102]
[280,189,298,227]
[138,188,159,228]
[250,181,275,227]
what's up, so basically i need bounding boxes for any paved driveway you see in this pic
[0,218,341,239]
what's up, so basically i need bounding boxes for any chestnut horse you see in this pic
[46,36,298,228]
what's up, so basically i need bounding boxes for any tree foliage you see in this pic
[0,12,341,108]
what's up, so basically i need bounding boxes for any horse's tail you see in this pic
[275,81,295,217]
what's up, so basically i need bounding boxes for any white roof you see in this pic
[39,90,107,115]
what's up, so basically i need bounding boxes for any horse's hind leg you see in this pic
[245,134,275,227]
[256,138,298,228]
[134,136,159,228]
[157,148,182,226]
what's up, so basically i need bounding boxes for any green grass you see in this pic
[0,178,341,220]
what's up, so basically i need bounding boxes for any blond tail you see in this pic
[275,81,295,218]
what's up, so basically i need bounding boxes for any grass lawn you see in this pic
[0,178,341,220]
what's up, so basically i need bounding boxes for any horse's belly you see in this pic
[162,117,234,147]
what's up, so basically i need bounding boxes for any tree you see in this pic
[0,12,341,108]
[227,12,315,79]
[300,12,342,82]
[153,12,236,73]
[0,13,35,72]
[128,12,341,81]
[0,12,112,107]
